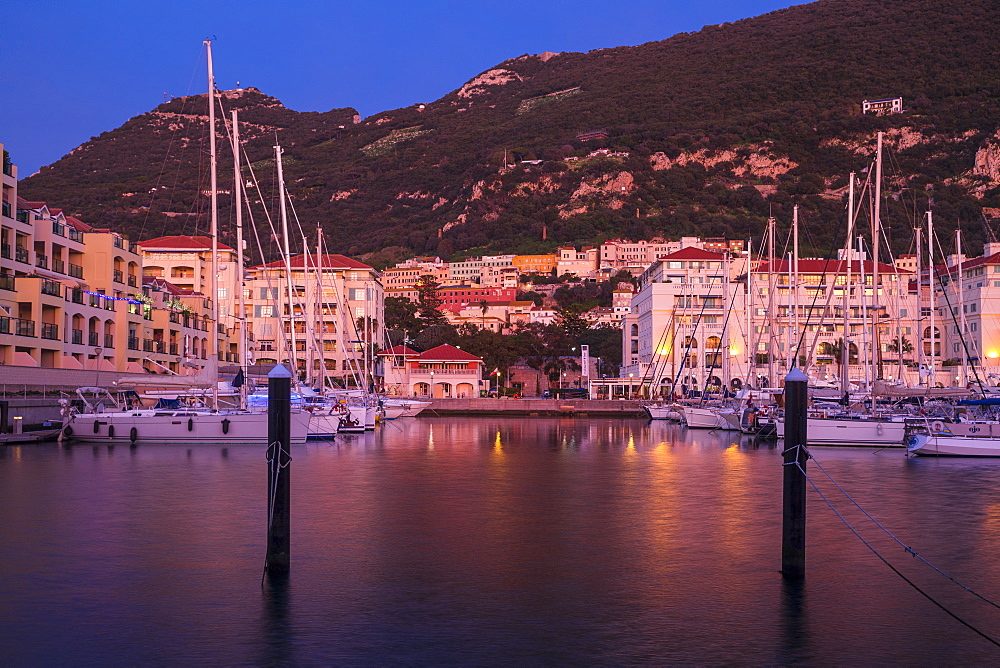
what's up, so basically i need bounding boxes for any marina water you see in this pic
[2,417,999,663]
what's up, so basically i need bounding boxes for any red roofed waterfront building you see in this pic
[378,343,484,398]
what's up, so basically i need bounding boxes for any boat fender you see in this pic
[931,421,944,433]
[130,427,138,443]
[64,425,73,437]
[188,418,194,432]
[108,425,115,439]
[222,418,230,435]
[93,420,100,434]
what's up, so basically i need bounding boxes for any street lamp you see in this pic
[628,372,634,400]
[93,347,103,386]
[429,370,435,398]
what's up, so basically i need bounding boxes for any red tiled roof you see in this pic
[251,253,372,270]
[377,345,419,356]
[142,276,203,296]
[64,215,93,232]
[140,235,235,252]
[661,247,725,260]
[938,252,1000,276]
[417,344,483,362]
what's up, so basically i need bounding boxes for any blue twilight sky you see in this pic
[2,0,801,176]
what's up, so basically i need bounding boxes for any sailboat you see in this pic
[60,41,309,445]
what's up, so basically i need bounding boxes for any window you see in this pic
[355,307,365,317]
[259,287,278,300]
[349,288,365,301]
[255,305,274,317]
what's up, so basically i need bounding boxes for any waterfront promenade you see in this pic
[422,397,645,417]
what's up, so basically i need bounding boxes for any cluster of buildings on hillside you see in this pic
[5,138,999,398]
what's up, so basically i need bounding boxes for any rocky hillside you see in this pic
[20,0,1000,265]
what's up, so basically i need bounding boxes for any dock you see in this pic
[421,398,646,417]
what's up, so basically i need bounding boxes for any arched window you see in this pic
[630,324,638,337]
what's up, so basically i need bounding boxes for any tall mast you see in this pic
[275,144,298,380]
[792,204,800,369]
[722,249,731,388]
[767,217,776,386]
[914,226,923,384]
[872,131,884,378]
[205,39,220,409]
[786,251,793,372]
[842,174,855,395]
[232,108,248,408]
[956,228,967,387]
[927,210,936,387]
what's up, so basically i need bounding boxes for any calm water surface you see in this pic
[2,417,999,664]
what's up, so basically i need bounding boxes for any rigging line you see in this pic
[791,165,875,373]
[790,199,850,371]
[665,272,723,399]
[929,227,986,391]
[793,460,1000,648]
[807,454,1000,610]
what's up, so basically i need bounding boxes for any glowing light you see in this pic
[729,347,740,356]
[989,351,999,359]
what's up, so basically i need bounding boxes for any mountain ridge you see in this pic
[19,0,1000,265]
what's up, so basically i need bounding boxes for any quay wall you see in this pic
[422,398,646,417]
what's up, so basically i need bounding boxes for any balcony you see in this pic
[52,258,65,274]
[88,332,100,347]
[169,343,179,355]
[1,201,9,218]
[113,236,124,250]
[113,269,124,284]
[67,263,83,279]
[41,280,62,297]
[128,241,138,254]
[89,295,102,308]
[104,334,114,349]
[152,340,166,354]
[0,316,8,334]
[68,229,84,243]
[71,329,84,345]
[142,339,154,353]
[16,211,28,224]
[15,246,29,263]
[127,274,138,287]
[52,221,66,237]
[41,323,59,340]
[127,336,140,350]
[1,243,9,259]
[0,274,13,291]
[410,368,480,377]
[169,312,180,324]
[15,318,35,337]
[35,253,48,269]
[69,288,85,304]
[104,299,115,311]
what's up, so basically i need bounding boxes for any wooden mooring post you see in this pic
[266,365,292,575]
[782,368,809,579]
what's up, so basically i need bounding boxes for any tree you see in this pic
[415,274,448,328]
[384,296,422,339]
[556,305,591,342]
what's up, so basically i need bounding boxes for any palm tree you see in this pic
[828,338,858,376]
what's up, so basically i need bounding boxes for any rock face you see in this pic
[650,145,797,181]
[973,130,1000,190]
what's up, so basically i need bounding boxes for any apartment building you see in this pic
[555,246,598,277]
[0,144,230,375]
[243,254,383,386]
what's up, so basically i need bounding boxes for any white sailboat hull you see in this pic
[63,410,309,445]
[776,416,905,446]
[907,432,1000,456]
[644,404,683,421]
[307,412,342,439]
[683,406,739,430]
